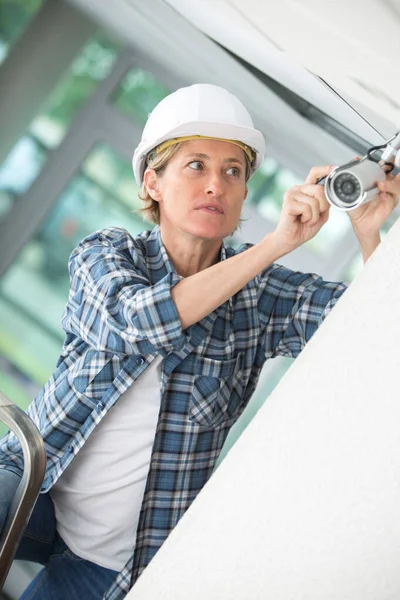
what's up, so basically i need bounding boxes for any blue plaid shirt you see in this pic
[0,226,347,598]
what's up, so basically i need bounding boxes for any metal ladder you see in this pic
[0,391,46,591]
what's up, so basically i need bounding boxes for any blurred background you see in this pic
[0,0,399,519]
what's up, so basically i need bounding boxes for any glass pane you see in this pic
[0,291,63,383]
[0,32,121,224]
[307,204,351,256]
[0,0,44,65]
[343,252,363,282]
[0,356,38,437]
[0,136,46,195]
[112,68,171,125]
[246,157,299,223]
[82,143,141,210]
[0,142,150,408]
[0,189,14,222]
[30,33,120,149]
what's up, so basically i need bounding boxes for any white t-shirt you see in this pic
[51,356,163,571]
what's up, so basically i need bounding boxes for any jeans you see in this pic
[0,469,118,599]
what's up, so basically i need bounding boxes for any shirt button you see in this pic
[96,402,103,413]
[68,445,74,453]
[137,356,145,366]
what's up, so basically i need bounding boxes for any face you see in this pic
[144,139,248,241]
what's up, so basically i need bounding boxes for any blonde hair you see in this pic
[138,141,252,225]
[138,144,181,224]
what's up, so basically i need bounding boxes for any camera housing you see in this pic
[324,157,387,211]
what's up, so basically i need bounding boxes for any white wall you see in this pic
[127,217,400,600]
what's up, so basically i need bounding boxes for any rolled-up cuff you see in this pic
[132,272,187,352]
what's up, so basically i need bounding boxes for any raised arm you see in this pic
[171,165,398,330]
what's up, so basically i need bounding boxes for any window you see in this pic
[0,0,44,65]
[0,32,120,224]
[31,33,120,149]
[112,67,170,125]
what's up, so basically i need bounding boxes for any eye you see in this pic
[227,166,241,178]
[188,161,204,171]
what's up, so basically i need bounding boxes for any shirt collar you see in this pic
[146,226,177,283]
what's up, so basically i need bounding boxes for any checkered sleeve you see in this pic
[257,263,347,359]
[62,231,186,356]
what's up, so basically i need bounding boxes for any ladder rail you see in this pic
[0,391,46,590]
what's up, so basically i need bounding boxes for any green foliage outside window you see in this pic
[0,0,44,49]
[31,33,121,148]
[42,34,120,130]
[112,68,171,125]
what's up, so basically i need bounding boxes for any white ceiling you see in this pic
[165,0,400,138]
[66,0,400,175]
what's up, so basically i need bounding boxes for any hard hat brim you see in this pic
[133,121,265,186]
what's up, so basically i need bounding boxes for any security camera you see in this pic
[324,157,387,211]
[321,131,400,212]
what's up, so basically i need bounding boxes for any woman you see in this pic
[0,83,399,600]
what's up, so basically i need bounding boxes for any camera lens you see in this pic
[332,172,361,204]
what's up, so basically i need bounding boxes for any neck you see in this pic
[160,227,222,277]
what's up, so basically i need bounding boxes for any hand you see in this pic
[270,165,334,254]
[348,171,400,240]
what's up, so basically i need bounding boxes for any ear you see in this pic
[143,169,162,202]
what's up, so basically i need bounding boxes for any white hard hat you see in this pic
[132,83,266,186]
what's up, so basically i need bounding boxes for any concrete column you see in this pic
[0,0,95,165]
[127,217,400,600]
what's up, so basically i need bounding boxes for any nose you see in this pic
[205,170,224,197]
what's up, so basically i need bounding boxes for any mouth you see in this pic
[196,204,224,215]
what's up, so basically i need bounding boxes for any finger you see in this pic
[284,197,313,223]
[285,193,322,225]
[378,192,399,216]
[294,183,331,213]
[378,177,400,197]
[381,188,400,206]
[304,165,336,185]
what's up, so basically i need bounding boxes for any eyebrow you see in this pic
[184,152,244,165]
